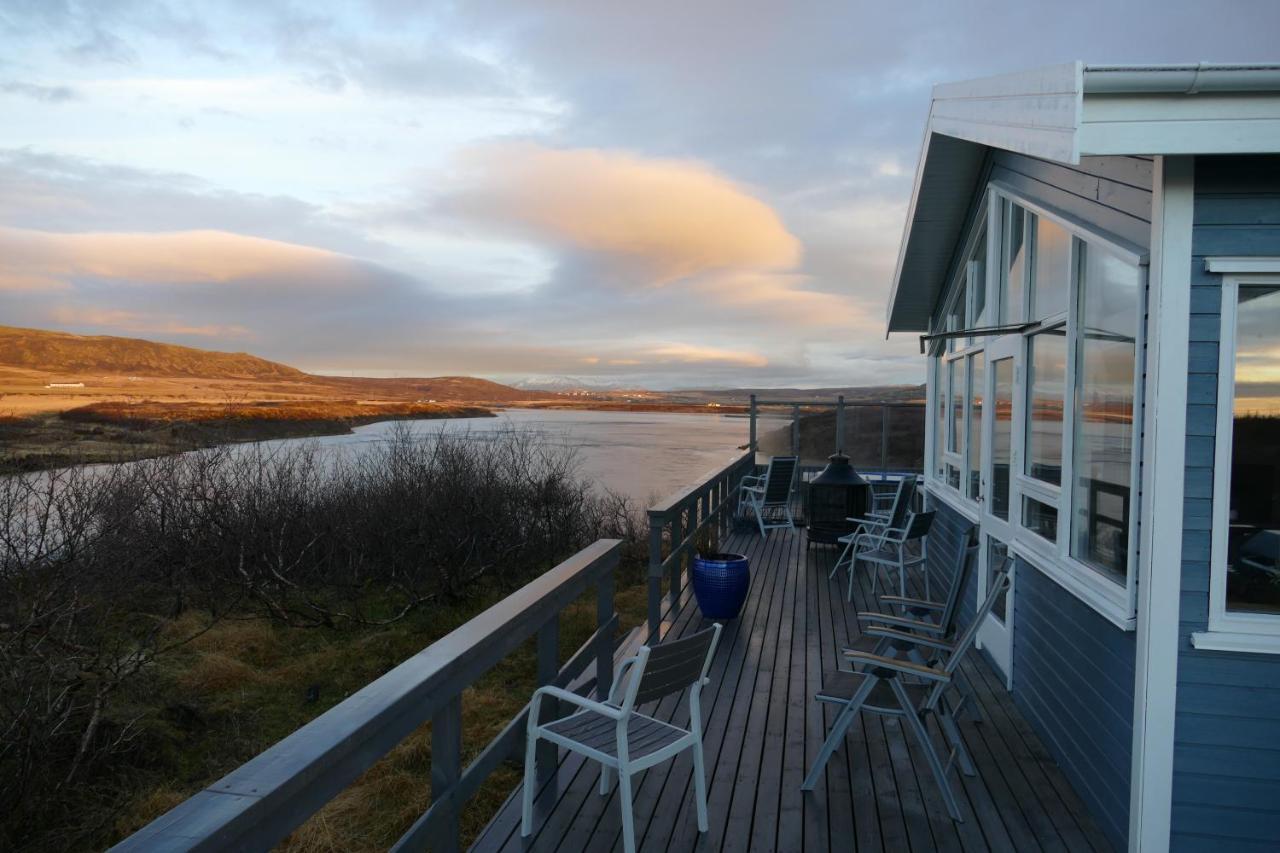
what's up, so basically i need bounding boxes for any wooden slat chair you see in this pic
[522,624,723,853]
[736,455,798,538]
[802,561,1012,821]
[830,474,917,583]
[848,522,982,773]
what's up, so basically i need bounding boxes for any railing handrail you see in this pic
[113,538,622,853]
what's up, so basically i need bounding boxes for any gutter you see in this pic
[1084,62,1280,94]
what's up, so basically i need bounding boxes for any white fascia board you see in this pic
[1205,256,1280,274]
[1080,91,1280,156]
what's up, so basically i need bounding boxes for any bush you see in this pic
[0,424,639,850]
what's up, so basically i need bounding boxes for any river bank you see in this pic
[0,400,493,474]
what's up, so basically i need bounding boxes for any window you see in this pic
[968,352,984,499]
[1205,276,1280,645]
[1025,328,1067,487]
[991,358,1014,520]
[1070,245,1140,584]
[1000,201,1027,324]
[1030,215,1071,320]
[927,186,1146,629]
[933,356,946,480]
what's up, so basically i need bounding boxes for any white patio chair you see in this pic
[802,561,1012,821]
[522,623,723,853]
[736,455,798,538]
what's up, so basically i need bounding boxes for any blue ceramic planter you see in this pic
[692,552,751,619]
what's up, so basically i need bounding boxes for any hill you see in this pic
[0,325,310,381]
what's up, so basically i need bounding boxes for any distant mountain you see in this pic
[510,375,631,393]
[0,325,308,381]
[0,326,547,402]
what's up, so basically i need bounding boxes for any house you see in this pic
[886,62,1280,851]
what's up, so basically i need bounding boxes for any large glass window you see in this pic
[969,231,988,339]
[1000,201,1027,324]
[1223,284,1280,616]
[1030,215,1071,320]
[1025,328,1067,486]
[933,355,946,480]
[968,352,984,499]
[1070,245,1140,583]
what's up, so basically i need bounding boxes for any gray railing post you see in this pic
[647,515,663,639]
[596,572,614,702]
[791,404,801,459]
[669,503,684,606]
[748,393,758,459]
[430,695,462,853]
[535,616,559,786]
[836,394,845,454]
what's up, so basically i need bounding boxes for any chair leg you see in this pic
[599,764,612,795]
[890,679,963,821]
[521,727,539,837]
[937,696,977,777]
[692,739,709,832]
[802,674,877,790]
[846,556,857,602]
[618,769,637,853]
[756,500,767,538]
[899,554,906,598]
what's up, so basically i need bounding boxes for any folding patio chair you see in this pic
[830,475,917,582]
[840,509,935,601]
[522,624,723,853]
[801,560,1012,821]
[736,455,798,538]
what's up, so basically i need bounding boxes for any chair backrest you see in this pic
[762,456,798,504]
[932,557,1012,695]
[901,510,935,542]
[938,523,980,635]
[886,475,918,530]
[625,624,722,708]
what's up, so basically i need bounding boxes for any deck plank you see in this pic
[474,526,1115,853]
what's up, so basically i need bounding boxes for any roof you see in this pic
[886,62,1280,333]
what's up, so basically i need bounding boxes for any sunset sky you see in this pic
[2,2,1277,388]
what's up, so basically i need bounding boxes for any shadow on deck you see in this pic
[474,525,1113,853]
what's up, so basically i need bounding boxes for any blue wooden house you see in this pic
[886,62,1280,851]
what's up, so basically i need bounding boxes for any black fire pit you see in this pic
[806,452,871,545]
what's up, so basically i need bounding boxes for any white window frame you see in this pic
[1194,261,1280,654]
[925,182,1148,630]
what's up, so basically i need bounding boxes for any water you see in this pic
[254,409,760,506]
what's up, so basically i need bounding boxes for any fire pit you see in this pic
[806,452,870,545]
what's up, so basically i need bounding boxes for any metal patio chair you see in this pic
[737,455,798,538]
[830,474,917,583]
[522,624,723,853]
[840,509,935,601]
[801,560,1012,821]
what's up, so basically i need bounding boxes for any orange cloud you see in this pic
[47,306,250,338]
[0,227,347,291]
[644,342,768,368]
[450,144,801,284]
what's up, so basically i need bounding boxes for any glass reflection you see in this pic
[991,359,1013,520]
[968,352,984,499]
[1070,246,1139,583]
[1031,215,1071,319]
[1226,285,1280,615]
[1026,329,1067,486]
[1001,202,1026,324]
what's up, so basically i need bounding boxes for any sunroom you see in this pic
[887,62,1280,851]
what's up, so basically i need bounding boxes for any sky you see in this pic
[1,2,1278,389]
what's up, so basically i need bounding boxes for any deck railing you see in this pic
[112,539,623,853]
[647,451,756,639]
[748,394,926,476]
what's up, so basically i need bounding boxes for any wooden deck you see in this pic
[473,524,1114,853]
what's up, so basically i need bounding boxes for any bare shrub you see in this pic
[0,425,640,849]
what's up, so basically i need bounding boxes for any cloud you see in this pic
[0,81,80,103]
[442,143,801,284]
[0,227,353,291]
[47,306,250,338]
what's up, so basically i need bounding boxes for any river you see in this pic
[252,408,768,506]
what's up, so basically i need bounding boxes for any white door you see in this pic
[977,336,1019,685]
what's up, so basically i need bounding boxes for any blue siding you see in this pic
[1172,156,1280,852]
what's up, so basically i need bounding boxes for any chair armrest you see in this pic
[845,515,887,526]
[863,626,955,652]
[879,595,944,611]
[531,685,622,724]
[740,473,765,485]
[843,649,950,683]
[743,484,765,494]
[856,611,946,635]
[607,657,640,705]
